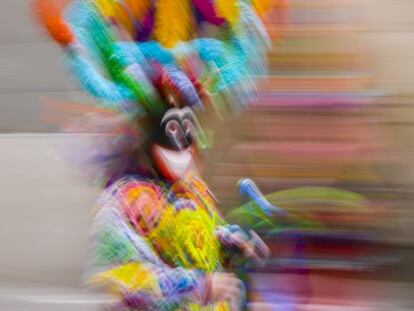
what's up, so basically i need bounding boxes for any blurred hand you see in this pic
[231,230,270,263]
[244,230,270,263]
[206,272,245,310]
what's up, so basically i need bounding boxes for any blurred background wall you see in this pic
[204,0,414,246]
[0,0,100,287]
[0,0,414,301]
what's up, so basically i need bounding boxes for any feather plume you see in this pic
[214,0,239,25]
[32,0,74,45]
[125,0,152,21]
[252,0,272,17]
[154,0,194,48]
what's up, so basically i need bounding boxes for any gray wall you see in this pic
[0,0,95,132]
[0,134,100,286]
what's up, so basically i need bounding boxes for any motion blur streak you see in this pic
[204,0,414,310]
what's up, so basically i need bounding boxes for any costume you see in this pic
[88,173,253,310]
[33,0,273,309]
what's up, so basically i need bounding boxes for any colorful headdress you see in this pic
[33,0,273,118]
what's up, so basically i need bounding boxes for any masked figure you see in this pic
[33,0,274,309]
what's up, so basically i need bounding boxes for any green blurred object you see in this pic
[227,186,370,234]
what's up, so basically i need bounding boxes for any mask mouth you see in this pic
[152,144,197,181]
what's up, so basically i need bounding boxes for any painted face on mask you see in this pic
[152,105,204,182]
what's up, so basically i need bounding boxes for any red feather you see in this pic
[31,0,74,46]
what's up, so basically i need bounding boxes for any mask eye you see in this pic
[164,119,188,150]
[165,120,180,136]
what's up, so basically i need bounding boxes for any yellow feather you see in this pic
[95,0,135,37]
[154,0,194,48]
[95,0,116,17]
[252,0,272,17]
[214,0,239,25]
